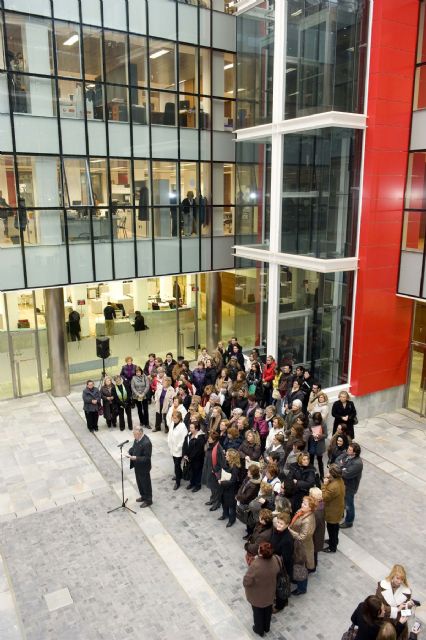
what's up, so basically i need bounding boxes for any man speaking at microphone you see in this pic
[126,426,153,508]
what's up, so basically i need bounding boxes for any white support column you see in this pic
[266,0,287,361]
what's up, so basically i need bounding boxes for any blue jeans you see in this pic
[296,578,308,594]
[222,503,236,524]
[345,492,355,524]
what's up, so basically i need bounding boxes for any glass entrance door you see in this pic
[406,302,426,416]
[10,330,42,396]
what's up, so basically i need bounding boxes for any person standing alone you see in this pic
[127,426,152,508]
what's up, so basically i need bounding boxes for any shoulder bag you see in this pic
[341,625,358,640]
[275,557,291,602]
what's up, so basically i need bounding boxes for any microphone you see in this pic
[117,440,129,447]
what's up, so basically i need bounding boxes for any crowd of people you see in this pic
[82,338,421,639]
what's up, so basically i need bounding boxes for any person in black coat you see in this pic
[133,311,147,332]
[202,432,225,510]
[218,448,242,527]
[350,595,384,640]
[271,512,294,611]
[182,423,206,492]
[332,391,357,438]
[204,359,218,387]
[127,426,152,507]
[82,380,101,432]
[112,375,133,431]
[286,452,316,512]
[164,353,177,379]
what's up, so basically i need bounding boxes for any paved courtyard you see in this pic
[0,392,425,640]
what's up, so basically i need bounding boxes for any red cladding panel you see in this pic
[351,0,417,397]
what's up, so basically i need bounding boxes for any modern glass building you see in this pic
[0,0,423,416]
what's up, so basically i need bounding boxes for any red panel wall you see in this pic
[350,0,418,396]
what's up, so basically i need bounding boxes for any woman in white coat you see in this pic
[376,564,415,639]
[168,411,188,490]
[166,396,187,431]
[154,376,175,433]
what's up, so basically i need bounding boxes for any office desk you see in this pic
[67,215,118,241]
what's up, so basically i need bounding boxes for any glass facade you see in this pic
[282,127,362,258]
[406,301,426,416]
[0,0,238,290]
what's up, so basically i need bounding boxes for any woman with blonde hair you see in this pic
[331,390,357,438]
[376,565,415,639]
[218,448,242,527]
[288,495,316,595]
[309,391,329,423]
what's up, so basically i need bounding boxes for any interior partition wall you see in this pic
[0,0,238,291]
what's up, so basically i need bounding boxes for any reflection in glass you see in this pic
[58,79,84,118]
[129,35,148,87]
[282,128,359,258]
[414,65,426,110]
[0,155,17,245]
[55,21,82,78]
[83,26,103,82]
[89,158,108,205]
[152,162,177,237]
[131,88,149,124]
[278,267,353,386]
[63,158,93,208]
[179,94,198,128]
[106,84,129,122]
[4,13,54,75]
[179,44,198,93]
[16,156,62,209]
[134,160,151,238]
[150,91,176,126]
[401,211,425,252]
[10,74,56,117]
[405,152,426,209]
[85,82,104,120]
[149,39,176,91]
[236,140,271,244]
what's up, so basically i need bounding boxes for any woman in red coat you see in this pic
[261,355,276,407]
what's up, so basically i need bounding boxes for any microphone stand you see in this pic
[108,441,136,514]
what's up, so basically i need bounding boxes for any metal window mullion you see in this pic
[1,1,28,287]
[209,3,213,271]
[125,0,138,278]
[50,1,72,285]
[197,4,202,273]
[176,4,183,276]
[145,0,156,277]
[100,1,115,280]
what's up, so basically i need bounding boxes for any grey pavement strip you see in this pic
[0,554,25,640]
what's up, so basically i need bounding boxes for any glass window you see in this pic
[149,39,176,90]
[236,140,271,244]
[131,88,149,124]
[282,128,359,258]
[85,81,104,120]
[402,211,426,251]
[236,1,274,127]
[278,267,352,386]
[417,2,426,64]
[199,47,210,95]
[150,90,176,126]
[152,161,177,238]
[83,26,103,82]
[212,162,234,205]
[4,13,54,76]
[199,96,211,130]
[106,84,129,122]
[286,0,367,118]
[16,156,62,208]
[110,159,132,206]
[63,158,92,208]
[0,156,17,244]
[55,21,82,78]
[10,74,56,116]
[58,79,84,118]
[212,50,235,98]
[179,94,198,128]
[129,35,148,87]
[212,97,235,130]
[405,152,426,209]
[414,65,426,110]
[134,160,151,238]
[89,158,108,206]
[179,44,197,93]
[104,30,128,85]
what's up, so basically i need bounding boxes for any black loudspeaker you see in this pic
[96,337,110,359]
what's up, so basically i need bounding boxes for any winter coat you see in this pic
[327,440,349,464]
[131,373,149,400]
[119,363,137,386]
[376,579,412,620]
[202,441,225,490]
[312,503,325,552]
[271,528,294,579]
[350,602,382,640]
[245,521,273,556]
[154,385,176,415]
[220,465,241,508]
[238,440,261,462]
[100,383,115,421]
[243,555,281,608]
[166,404,187,429]
[287,462,316,511]
[307,421,328,456]
[289,511,316,570]
[236,476,261,505]
[253,417,269,439]
[182,432,206,471]
[112,384,131,409]
[204,366,217,387]
[167,420,188,457]
[308,397,330,423]
[321,477,345,524]
[83,386,101,413]
[262,361,276,384]
[192,368,206,395]
[265,426,285,450]
[335,452,363,495]
[331,400,357,438]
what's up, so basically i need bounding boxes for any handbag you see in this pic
[236,503,250,524]
[341,624,358,640]
[272,389,281,400]
[98,405,104,417]
[275,557,291,602]
[292,563,308,582]
[182,460,191,481]
[248,383,257,395]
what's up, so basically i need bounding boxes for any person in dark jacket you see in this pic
[120,356,138,388]
[335,442,363,529]
[327,433,349,465]
[192,361,206,396]
[164,352,177,379]
[284,381,305,414]
[287,452,316,512]
[202,431,225,510]
[236,464,261,512]
[218,448,242,527]
[100,375,116,428]
[350,595,385,640]
[331,390,357,438]
[133,310,147,332]
[82,380,101,432]
[112,375,133,431]
[182,423,206,492]
[127,426,152,507]
[243,541,281,638]
[68,309,81,341]
[231,343,245,370]
[131,366,150,428]
[204,358,217,387]
[300,369,313,411]
[238,430,262,466]
[271,511,294,611]
[245,508,274,560]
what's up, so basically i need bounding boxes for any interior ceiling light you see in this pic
[291,9,302,17]
[63,34,79,46]
[224,63,234,70]
[150,49,170,59]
